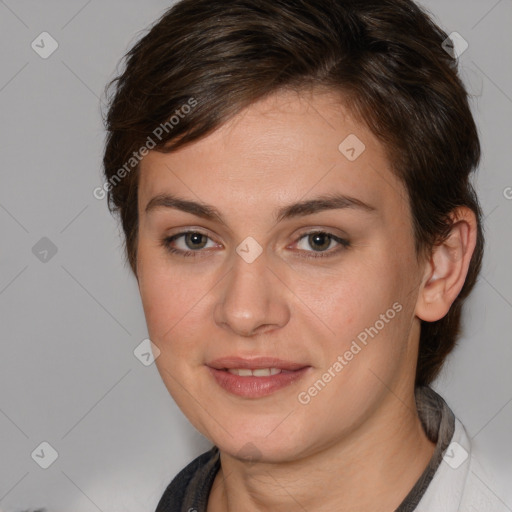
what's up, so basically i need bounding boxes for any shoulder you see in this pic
[416,417,512,512]
[460,427,512,512]
[155,445,220,512]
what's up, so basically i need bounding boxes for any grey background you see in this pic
[0,1,510,510]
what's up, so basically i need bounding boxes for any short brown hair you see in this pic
[102,0,484,386]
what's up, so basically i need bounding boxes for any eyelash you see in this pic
[161,230,350,259]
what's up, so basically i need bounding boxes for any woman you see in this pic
[102,0,506,510]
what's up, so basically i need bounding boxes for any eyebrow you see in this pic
[144,192,376,224]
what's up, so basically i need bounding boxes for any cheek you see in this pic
[293,263,390,336]
[140,275,203,341]
[301,261,410,373]
[137,245,202,340]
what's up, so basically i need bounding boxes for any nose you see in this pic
[213,248,290,338]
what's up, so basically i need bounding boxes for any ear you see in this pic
[415,207,478,322]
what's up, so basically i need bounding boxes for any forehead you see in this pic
[138,89,408,222]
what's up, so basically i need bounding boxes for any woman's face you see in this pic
[136,89,426,462]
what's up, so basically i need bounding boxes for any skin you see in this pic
[135,88,477,511]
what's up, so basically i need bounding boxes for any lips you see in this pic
[206,356,311,398]
[207,356,308,371]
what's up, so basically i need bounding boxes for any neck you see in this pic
[208,389,436,512]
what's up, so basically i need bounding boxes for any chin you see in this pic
[204,416,312,463]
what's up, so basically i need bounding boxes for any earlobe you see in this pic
[416,207,477,322]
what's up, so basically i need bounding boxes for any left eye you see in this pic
[294,231,349,256]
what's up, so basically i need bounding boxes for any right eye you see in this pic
[161,231,219,258]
